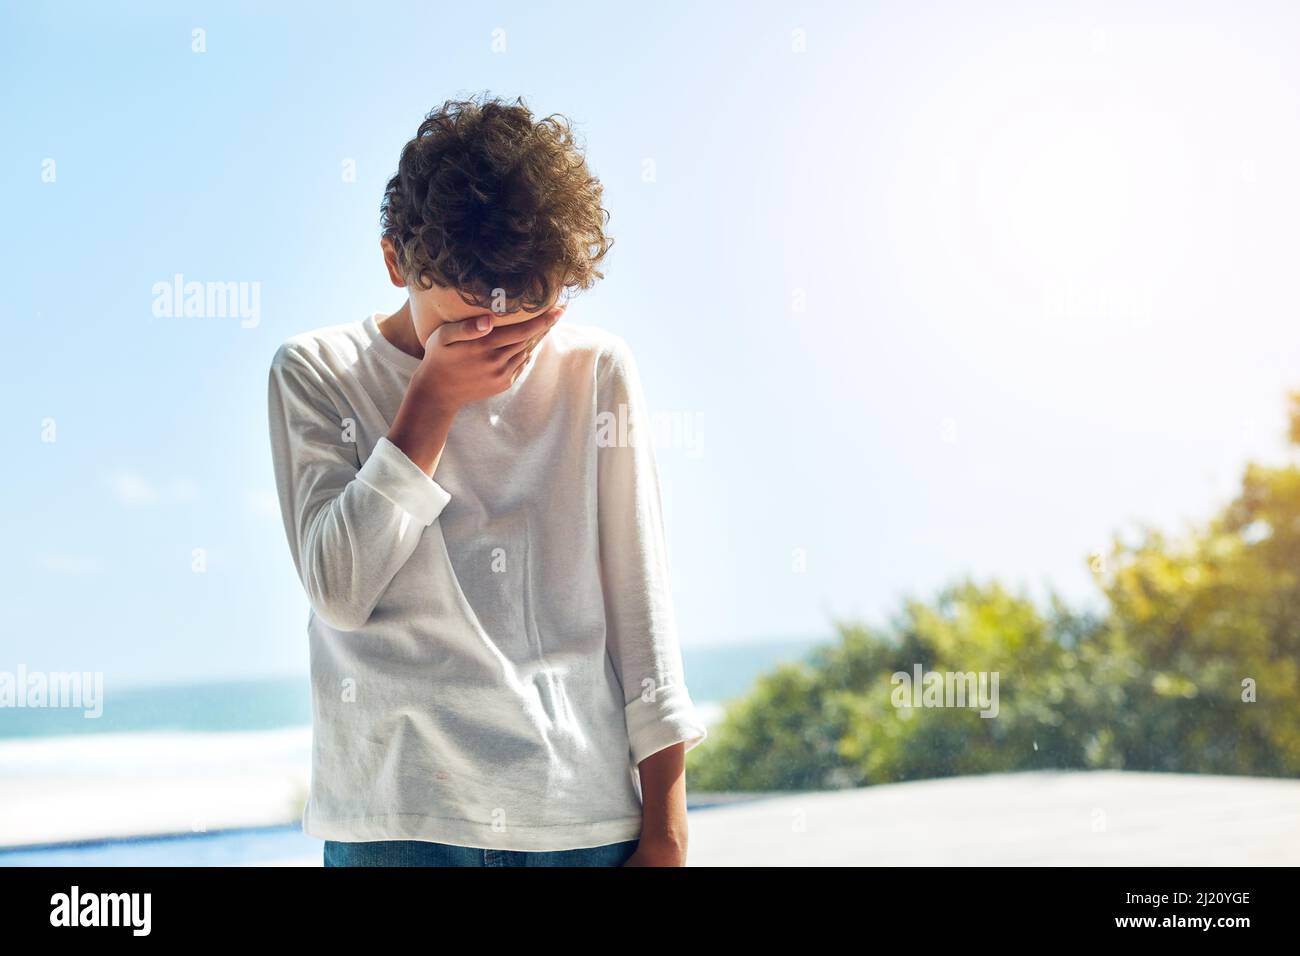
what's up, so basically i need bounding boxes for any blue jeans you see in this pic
[323,838,639,867]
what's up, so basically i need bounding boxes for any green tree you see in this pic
[689,395,1300,791]
[1092,393,1300,773]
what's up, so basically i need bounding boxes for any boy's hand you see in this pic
[411,305,564,414]
[622,838,687,867]
[389,305,562,475]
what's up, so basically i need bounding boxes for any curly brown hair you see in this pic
[380,95,612,314]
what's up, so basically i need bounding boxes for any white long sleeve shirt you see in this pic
[267,312,706,851]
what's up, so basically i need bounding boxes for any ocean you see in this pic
[0,638,827,864]
[0,638,826,742]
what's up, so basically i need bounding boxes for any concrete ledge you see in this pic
[686,771,1300,866]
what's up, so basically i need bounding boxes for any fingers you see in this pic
[485,306,564,350]
[503,343,534,381]
[494,315,561,364]
[435,313,495,345]
[503,328,547,363]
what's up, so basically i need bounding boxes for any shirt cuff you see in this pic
[356,436,452,526]
[624,683,708,767]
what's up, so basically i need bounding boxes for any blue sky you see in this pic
[3,0,1299,687]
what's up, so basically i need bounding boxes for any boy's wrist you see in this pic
[397,380,460,427]
[388,392,459,476]
[405,375,461,419]
[637,801,689,862]
[629,825,688,866]
[639,826,686,853]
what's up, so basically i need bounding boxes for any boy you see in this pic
[267,96,706,867]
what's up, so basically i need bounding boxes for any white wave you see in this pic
[0,728,313,849]
[0,726,312,779]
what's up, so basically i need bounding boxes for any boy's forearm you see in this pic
[388,390,457,476]
[632,742,689,864]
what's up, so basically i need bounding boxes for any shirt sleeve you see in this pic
[595,336,708,767]
[267,343,451,632]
